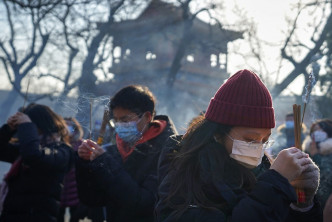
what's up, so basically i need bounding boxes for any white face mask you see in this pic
[227,134,268,169]
[312,130,328,143]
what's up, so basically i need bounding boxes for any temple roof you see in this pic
[110,0,243,53]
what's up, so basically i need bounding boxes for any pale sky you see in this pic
[0,0,318,95]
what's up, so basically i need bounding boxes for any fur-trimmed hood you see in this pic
[302,136,332,155]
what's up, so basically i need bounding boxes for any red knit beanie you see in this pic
[205,69,275,128]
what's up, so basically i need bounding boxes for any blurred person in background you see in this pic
[303,119,332,208]
[57,117,88,222]
[271,113,307,158]
[0,104,74,222]
[76,85,178,222]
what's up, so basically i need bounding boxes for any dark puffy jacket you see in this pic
[60,140,82,207]
[76,115,177,222]
[156,135,323,222]
[0,123,74,222]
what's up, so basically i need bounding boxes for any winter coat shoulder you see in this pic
[76,115,177,222]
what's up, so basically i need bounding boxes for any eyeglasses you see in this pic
[227,134,274,149]
[109,113,143,127]
[238,139,275,149]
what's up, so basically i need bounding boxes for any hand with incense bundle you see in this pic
[290,161,320,208]
[290,104,320,210]
[78,139,105,161]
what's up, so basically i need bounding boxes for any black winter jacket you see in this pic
[156,135,323,222]
[76,115,177,222]
[0,123,74,222]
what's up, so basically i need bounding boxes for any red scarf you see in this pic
[116,120,167,161]
[4,157,23,182]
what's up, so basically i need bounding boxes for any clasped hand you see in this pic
[271,148,319,207]
[78,139,105,161]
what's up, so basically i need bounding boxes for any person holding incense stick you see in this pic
[302,119,332,209]
[155,69,322,222]
[76,85,178,222]
[0,104,74,222]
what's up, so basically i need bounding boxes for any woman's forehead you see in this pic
[231,127,271,136]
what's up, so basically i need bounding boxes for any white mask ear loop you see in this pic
[137,113,150,136]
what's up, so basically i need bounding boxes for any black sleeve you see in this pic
[157,135,182,185]
[0,124,20,163]
[75,155,109,206]
[17,122,73,171]
[285,196,323,222]
[77,151,158,215]
[231,170,297,222]
[101,152,156,213]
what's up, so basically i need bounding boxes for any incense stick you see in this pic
[293,104,306,204]
[22,78,31,111]
[89,98,93,139]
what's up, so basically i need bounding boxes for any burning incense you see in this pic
[89,98,94,139]
[301,72,315,125]
[293,104,306,203]
[22,78,31,111]
[97,109,110,145]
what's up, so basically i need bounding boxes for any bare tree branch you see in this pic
[38,73,64,81]
[272,5,332,97]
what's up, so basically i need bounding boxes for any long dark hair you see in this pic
[166,115,256,217]
[24,104,70,145]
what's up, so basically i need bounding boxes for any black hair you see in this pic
[110,85,156,117]
[285,113,294,118]
[165,115,256,218]
[24,104,70,145]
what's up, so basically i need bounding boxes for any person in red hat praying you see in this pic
[156,69,322,222]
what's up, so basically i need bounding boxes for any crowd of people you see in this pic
[0,69,331,222]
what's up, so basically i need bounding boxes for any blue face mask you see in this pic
[285,121,294,129]
[115,121,142,144]
[67,125,75,136]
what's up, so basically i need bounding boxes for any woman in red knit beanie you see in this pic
[156,69,322,222]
